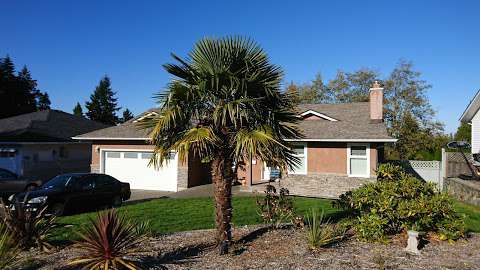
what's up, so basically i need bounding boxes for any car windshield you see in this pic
[42,175,77,189]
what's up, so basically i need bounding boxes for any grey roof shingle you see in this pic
[75,103,393,141]
[0,110,109,142]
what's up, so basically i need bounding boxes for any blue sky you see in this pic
[2,0,479,133]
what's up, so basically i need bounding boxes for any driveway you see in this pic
[128,184,255,202]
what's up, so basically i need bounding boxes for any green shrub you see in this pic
[376,163,406,181]
[336,166,465,242]
[304,209,346,249]
[256,185,295,228]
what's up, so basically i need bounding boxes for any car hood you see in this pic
[13,187,64,202]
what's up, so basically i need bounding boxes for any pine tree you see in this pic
[85,76,119,125]
[120,108,134,123]
[37,92,51,110]
[73,102,83,117]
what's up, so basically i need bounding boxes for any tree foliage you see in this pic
[0,55,51,118]
[120,108,134,123]
[85,76,119,125]
[73,102,83,117]
[288,60,444,160]
[454,122,471,143]
[140,37,301,254]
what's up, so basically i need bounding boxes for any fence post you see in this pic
[440,148,446,192]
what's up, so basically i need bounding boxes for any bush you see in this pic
[69,209,148,270]
[376,163,406,181]
[304,209,346,249]
[0,223,19,270]
[336,165,465,242]
[0,199,56,251]
[256,185,295,228]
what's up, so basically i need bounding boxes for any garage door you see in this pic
[103,151,178,191]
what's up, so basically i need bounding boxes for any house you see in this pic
[460,89,480,153]
[0,110,108,181]
[74,82,396,197]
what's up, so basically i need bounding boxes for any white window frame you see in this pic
[347,143,370,178]
[288,143,307,175]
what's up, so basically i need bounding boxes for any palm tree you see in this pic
[140,37,302,254]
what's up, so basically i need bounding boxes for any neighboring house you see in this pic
[0,110,108,181]
[460,89,480,153]
[75,82,396,197]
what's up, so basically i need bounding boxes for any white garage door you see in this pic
[103,151,178,191]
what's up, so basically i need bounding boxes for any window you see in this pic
[75,176,95,191]
[0,169,15,180]
[96,175,116,187]
[141,153,153,159]
[123,152,139,159]
[0,152,15,158]
[289,144,307,174]
[106,152,121,158]
[347,144,370,177]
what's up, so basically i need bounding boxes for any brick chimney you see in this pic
[369,81,383,123]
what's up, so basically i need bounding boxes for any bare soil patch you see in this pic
[17,226,480,270]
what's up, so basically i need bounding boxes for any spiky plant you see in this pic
[0,199,56,251]
[0,223,19,270]
[139,36,302,254]
[304,209,346,250]
[69,209,148,270]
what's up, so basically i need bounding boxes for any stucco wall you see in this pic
[307,142,347,175]
[237,158,263,184]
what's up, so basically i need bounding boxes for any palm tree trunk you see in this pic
[211,155,233,255]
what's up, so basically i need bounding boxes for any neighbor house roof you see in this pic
[460,89,480,123]
[74,103,395,142]
[0,110,109,142]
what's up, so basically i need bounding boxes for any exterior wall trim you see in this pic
[347,143,371,178]
[285,138,397,142]
[299,110,338,121]
[73,137,151,141]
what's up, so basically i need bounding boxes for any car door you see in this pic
[93,175,117,207]
[67,176,96,212]
[0,168,24,196]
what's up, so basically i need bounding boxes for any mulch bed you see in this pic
[16,226,480,270]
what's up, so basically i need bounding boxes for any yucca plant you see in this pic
[0,199,56,251]
[139,36,302,254]
[70,209,148,270]
[0,223,19,270]
[304,209,346,250]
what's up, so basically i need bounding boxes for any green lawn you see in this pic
[50,197,480,244]
[51,196,339,243]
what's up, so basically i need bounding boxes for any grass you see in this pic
[454,201,480,233]
[50,196,480,244]
[51,196,339,243]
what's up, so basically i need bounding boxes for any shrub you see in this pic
[376,163,406,181]
[256,185,295,228]
[69,209,148,270]
[336,166,465,242]
[0,199,56,251]
[304,209,346,249]
[0,223,19,270]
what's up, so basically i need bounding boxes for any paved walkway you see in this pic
[128,184,257,203]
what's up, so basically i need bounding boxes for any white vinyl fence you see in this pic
[389,160,442,190]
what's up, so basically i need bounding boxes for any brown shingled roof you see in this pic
[75,103,394,142]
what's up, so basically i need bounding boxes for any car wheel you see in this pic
[112,195,122,208]
[25,184,37,192]
[50,203,65,216]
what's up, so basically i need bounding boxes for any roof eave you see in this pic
[284,138,398,143]
[460,89,480,123]
[72,137,151,141]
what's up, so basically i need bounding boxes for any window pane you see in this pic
[350,158,367,175]
[291,156,306,173]
[124,152,139,159]
[141,153,153,159]
[351,146,366,156]
[292,145,304,156]
[106,152,120,158]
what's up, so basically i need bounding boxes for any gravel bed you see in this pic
[16,226,480,270]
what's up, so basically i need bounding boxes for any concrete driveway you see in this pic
[127,184,255,203]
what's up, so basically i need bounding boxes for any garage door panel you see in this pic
[104,151,178,191]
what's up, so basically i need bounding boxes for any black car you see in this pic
[0,168,42,200]
[10,173,131,215]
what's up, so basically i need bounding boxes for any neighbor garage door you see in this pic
[103,151,178,191]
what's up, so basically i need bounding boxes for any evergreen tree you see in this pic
[0,56,50,118]
[73,102,83,117]
[85,76,119,125]
[120,108,134,123]
[37,92,51,110]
